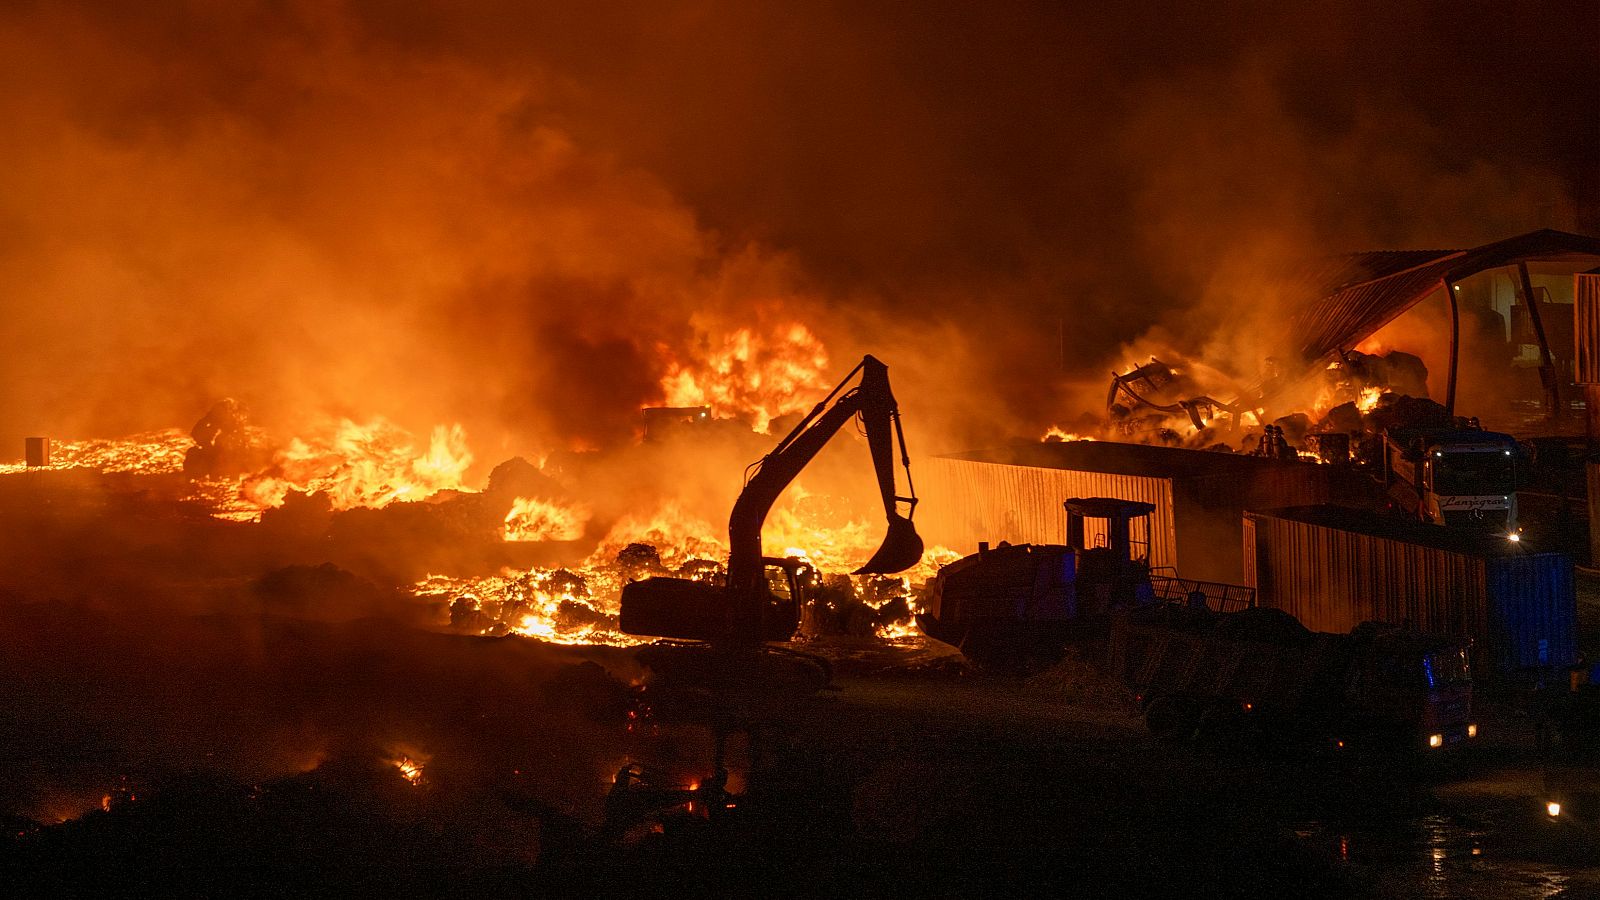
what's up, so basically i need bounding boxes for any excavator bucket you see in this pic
[853,514,924,575]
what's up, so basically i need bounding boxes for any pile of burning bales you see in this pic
[1075,348,1470,467]
[1,398,930,647]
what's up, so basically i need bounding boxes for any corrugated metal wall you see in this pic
[1245,512,1576,671]
[1244,513,1487,636]
[923,454,1330,584]
[921,458,1177,568]
[1572,272,1600,383]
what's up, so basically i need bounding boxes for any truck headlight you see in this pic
[1428,733,1443,749]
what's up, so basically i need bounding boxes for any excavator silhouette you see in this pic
[619,354,923,645]
[605,355,923,838]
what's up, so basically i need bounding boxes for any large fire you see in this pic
[658,324,831,432]
[1078,344,1442,459]
[504,496,592,542]
[4,397,936,646]
[0,428,192,475]
[238,419,473,513]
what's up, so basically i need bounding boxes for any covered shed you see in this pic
[920,441,1334,584]
[1273,229,1600,416]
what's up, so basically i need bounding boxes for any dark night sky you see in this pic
[0,0,1595,450]
[350,1,1598,282]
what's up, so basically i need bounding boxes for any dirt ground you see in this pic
[3,474,1600,897]
[5,614,1597,898]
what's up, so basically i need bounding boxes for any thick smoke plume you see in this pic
[2,2,1592,460]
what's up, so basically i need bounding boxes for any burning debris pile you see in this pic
[1,384,939,648]
[1052,345,1467,468]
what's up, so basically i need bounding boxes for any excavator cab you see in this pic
[620,557,810,643]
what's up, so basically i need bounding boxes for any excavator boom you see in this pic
[724,355,922,640]
[621,355,922,645]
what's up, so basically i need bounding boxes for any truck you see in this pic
[916,496,1477,752]
[1108,605,1476,754]
[1381,426,1520,537]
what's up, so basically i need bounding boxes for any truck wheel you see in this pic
[1144,697,1196,740]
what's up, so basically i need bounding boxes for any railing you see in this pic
[1148,566,1257,614]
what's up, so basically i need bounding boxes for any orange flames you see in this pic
[414,563,642,647]
[415,488,942,646]
[658,323,830,432]
[2,421,938,648]
[239,418,473,513]
[504,496,591,542]
[390,754,426,786]
[589,502,728,571]
[2,331,936,648]
[1042,426,1095,443]
[0,428,192,475]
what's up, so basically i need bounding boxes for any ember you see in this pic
[0,428,191,475]
[503,496,591,542]
[392,756,425,787]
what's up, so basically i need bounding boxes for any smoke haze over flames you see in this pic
[0,2,1592,456]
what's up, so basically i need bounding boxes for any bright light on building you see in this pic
[1547,801,1562,817]
[1467,724,1477,738]
[1428,733,1443,749]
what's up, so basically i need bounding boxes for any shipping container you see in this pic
[1244,506,1577,673]
[920,441,1332,584]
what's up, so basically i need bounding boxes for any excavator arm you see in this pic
[724,355,923,640]
[620,354,922,646]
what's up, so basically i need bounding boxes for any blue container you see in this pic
[1485,553,1576,671]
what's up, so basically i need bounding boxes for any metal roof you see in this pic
[941,439,1308,480]
[1279,229,1600,366]
[1248,505,1563,560]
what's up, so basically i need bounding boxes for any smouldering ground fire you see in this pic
[2,410,947,646]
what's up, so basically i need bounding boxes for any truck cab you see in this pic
[1382,427,1519,536]
[1114,610,1476,754]
[1344,627,1475,752]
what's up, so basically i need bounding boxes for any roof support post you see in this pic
[1443,277,1460,417]
[1516,261,1562,420]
